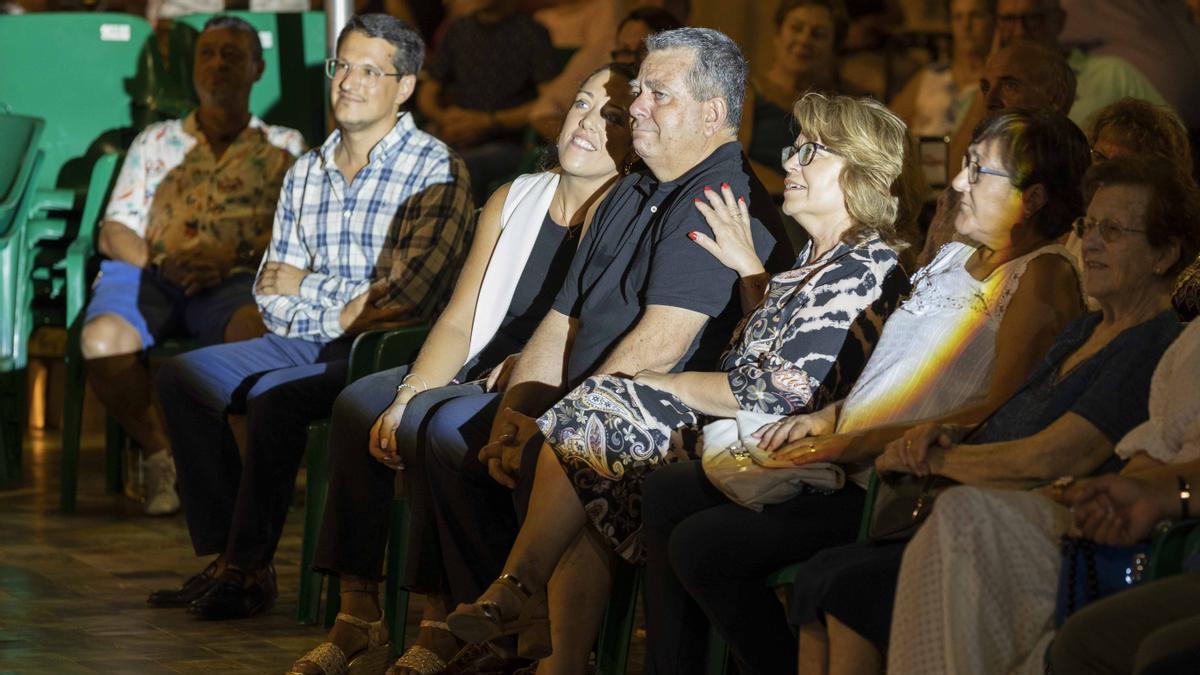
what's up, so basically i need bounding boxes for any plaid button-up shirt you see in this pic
[256,113,475,342]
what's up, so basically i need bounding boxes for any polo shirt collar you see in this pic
[633,140,744,196]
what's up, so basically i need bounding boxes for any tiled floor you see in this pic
[0,430,401,674]
[0,429,650,675]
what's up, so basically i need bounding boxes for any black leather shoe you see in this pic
[188,565,277,620]
[147,560,220,607]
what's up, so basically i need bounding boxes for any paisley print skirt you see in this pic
[537,374,701,562]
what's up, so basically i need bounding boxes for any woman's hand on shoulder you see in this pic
[689,183,765,279]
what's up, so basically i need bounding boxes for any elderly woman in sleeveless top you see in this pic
[287,63,637,675]
[637,108,1091,675]
[888,157,1200,675]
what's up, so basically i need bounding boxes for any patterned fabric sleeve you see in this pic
[727,248,900,415]
[255,160,348,342]
[376,153,475,321]
[102,128,152,237]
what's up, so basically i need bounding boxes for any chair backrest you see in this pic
[172,11,329,146]
[0,115,44,237]
[0,14,155,194]
[0,115,45,369]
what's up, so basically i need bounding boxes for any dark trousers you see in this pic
[423,392,539,605]
[1051,571,1200,675]
[640,460,866,675]
[312,365,482,588]
[311,366,405,581]
[156,333,351,568]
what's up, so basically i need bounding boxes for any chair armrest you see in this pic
[30,188,76,217]
[62,152,122,326]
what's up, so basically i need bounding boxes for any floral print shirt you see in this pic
[720,236,909,415]
[103,112,305,275]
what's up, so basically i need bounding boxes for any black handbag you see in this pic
[866,419,992,542]
[867,472,959,541]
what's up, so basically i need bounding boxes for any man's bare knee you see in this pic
[223,304,267,343]
[81,314,144,359]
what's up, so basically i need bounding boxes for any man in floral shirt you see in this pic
[80,15,305,516]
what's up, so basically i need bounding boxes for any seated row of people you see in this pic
[81,10,1198,675]
[281,22,1193,675]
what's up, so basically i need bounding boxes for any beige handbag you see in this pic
[701,410,845,511]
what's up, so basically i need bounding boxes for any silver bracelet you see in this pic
[402,373,428,392]
[396,382,420,397]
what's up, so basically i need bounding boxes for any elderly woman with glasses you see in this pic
[441,92,913,671]
[638,107,1092,675]
[880,156,1200,675]
[1065,97,1200,320]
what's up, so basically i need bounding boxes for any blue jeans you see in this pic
[155,333,351,567]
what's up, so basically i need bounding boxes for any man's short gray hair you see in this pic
[644,27,747,129]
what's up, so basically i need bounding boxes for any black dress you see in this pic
[312,212,577,585]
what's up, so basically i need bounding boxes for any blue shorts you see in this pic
[84,259,257,349]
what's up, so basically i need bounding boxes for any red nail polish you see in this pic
[704,185,712,191]
[694,197,702,203]
[738,196,745,203]
[722,182,730,190]
[688,231,698,240]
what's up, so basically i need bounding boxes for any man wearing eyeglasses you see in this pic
[993,0,1165,128]
[81,15,305,518]
[149,13,474,620]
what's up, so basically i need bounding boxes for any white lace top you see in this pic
[837,241,1078,487]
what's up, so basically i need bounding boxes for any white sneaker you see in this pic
[143,451,181,516]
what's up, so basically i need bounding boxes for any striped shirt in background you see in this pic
[256,113,475,342]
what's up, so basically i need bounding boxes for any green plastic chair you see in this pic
[171,11,329,147]
[0,14,155,200]
[0,113,46,486]
[296,325,432,642]
[55,151,127,511]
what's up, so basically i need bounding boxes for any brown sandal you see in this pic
[445,574,551,660]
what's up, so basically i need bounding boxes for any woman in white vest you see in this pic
[288,63,637,675]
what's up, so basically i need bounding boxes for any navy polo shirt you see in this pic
[552,141,791,386]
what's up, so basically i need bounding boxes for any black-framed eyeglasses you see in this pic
[961,156,1012,184]
[325,58,402,87]
[1072,216,1146,243]
[782,141,838,166]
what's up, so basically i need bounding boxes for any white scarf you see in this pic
[466,171,562,362]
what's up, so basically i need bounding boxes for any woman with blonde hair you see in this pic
[643,107,1092,675]
[440,92,911,674]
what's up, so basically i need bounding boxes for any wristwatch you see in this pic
[1179,476,1191,519]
